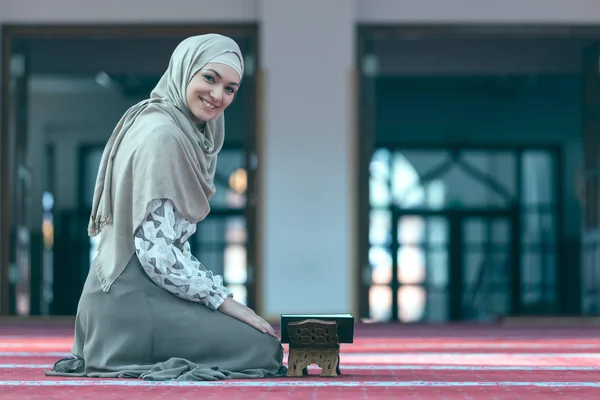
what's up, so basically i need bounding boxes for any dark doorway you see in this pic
[0,24,261,316]
[355,25,600,322]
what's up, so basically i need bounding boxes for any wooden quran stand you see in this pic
[286,319,341,377]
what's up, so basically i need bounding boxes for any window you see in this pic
[366,148,558,322]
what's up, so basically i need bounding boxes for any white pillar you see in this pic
[259,0,357,318]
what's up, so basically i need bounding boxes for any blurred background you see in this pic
[0,0,599,325]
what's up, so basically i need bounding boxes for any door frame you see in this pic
[0,23,261,315]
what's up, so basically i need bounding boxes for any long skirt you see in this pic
[45,254,287,381]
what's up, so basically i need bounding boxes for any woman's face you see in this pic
[185,63,240,122]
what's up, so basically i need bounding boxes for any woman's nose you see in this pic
[210,87,223,103]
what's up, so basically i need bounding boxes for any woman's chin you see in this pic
[193,108,218,122]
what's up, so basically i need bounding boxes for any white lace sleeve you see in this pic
[133,198,231,310]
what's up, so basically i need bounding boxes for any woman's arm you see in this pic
[134,198,231,310]
[181,241,233,298]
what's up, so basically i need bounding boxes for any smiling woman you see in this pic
[44,33,286,381]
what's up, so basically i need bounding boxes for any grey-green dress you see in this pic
[46,199,286,381]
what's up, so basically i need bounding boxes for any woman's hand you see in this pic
[218,297,278,339]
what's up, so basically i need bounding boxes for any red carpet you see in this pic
[0,322,599,399]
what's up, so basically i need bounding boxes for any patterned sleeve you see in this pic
[181,241,233,299]
[134,198,232,310]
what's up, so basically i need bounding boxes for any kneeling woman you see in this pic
[46,34,286,381]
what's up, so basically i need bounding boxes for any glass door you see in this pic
[397,213,449,322]
[365,147,560,322]
[460,214,513,322]
[369,212,450,323]
[371,210,514,323]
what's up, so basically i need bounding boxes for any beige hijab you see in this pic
[89,34,244,292]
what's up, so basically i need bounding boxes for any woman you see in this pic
[46,34,286,381]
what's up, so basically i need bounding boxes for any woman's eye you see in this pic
[203,75,214,82]
[226,87,236,94]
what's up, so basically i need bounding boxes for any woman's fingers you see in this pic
[236,306,278,338]
[219,299,278,338]
[250,313,272,336]
[265,323,278,338]
[255,316,278,338]
[249,315,268,334]
[267,328,278,338]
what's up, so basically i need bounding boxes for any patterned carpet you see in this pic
[0,321,598,399]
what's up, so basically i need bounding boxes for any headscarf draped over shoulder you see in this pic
[89,34,244,292]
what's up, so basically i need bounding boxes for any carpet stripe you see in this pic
[3,364,600,371]
[2,343,600,350]
[0,352,71,357]
[0,380,599,388]
[1,352,599,358]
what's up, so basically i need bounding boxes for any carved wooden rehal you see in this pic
[286,319,341,377]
